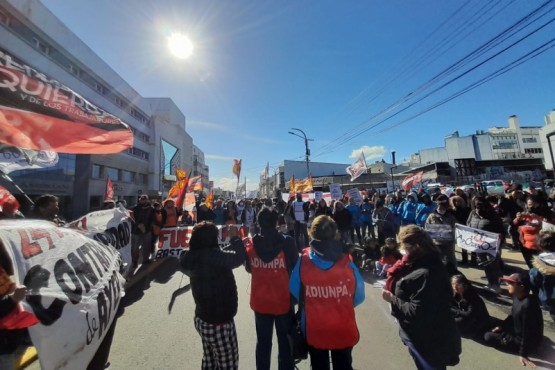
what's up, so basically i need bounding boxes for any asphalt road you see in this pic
[26,248,555,370]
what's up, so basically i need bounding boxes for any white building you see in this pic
[0,0,205,218]
[539,110,555,171]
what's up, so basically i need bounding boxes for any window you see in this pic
[33,37,50,55]
[141,174,148,184]
[522,137,537,143]
[122,170,134,182]
[105,167,119,181]
[115,97,125,107]
[68,63,80,76]
[92,164,101,178]
[95,82,107,95]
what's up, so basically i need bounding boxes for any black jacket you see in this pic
[180,236,246,323]
[132,203,155,234]
[333,208,352,231]
[390,252,461,367]
[502,294,544,357]
[451,289,491,338]
[0,295,26,354]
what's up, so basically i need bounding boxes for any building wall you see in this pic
[419,147,448,165]
[1,0,200,217]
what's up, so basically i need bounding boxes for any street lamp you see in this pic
[288,128,313,178]
[390,165,397,193]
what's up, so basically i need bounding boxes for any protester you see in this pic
[484,272,543,368]
[130,195,155,268]
[467,196,505,294]
[245,208,298,370]
[180,222,246,370]
[360,198,375,240]
[291,193,309,252]
[396,192,418,226]
[426,194,458,274]
[314,198,332,218]
[290,215,365,370]
[0,263,35,370]
[451,274,491,339]
[374,237,402,278]
[513,195,550,269]
[415,193,436,227]
[530,231,555,322]
[212,199,225,225]
[197,202,216,223]
[224,200,239,225]
[151,202,165,258]
[101,200,116,210]
[32,194,65,226]
[372,199,396,245]
[240,200,257,236]
[332,201,351,245]
[346,197,362,245]
[450,195,473,265]
[382,225,461,370]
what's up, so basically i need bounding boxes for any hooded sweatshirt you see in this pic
[530,252,555,307]
[245,228,298,275]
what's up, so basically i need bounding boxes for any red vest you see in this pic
[247,247,291,315]
[300,251,359,349]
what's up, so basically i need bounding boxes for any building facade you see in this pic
[0,0,205,219]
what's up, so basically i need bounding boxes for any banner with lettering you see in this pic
[154,224,246,258]
[68,207,133,275]
[346,188,363,205]
[0,145,58,174]
[0,220,125,370]
[454,223,500,257]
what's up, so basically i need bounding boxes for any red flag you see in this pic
[0,48,133,154]
[232,159,241,180]
[104,177,114,201]
[401,171,424,192]
[175,173,189,211]
[0,185,19,214]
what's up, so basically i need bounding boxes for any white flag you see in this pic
[346,154,367,182]
[0,146,58,174]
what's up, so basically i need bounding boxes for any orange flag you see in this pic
[289,176,295,196]
[187,175,203,192]
[205,192,214,209]
[175,168,187,181]
[232,159,241,181]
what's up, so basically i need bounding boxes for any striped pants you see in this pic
[194,316,239,370]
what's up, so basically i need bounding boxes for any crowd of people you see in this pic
[1,181,555,369]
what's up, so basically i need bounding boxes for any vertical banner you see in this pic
[0,220,125,370]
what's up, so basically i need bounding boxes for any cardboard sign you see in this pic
[329,183,342,200]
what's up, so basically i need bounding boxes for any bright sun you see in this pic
[167,32,194,59]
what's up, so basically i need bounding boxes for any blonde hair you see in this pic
[310,215,338,241]
[450,195,466,209]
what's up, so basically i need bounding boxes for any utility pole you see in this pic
[288,128,313,178]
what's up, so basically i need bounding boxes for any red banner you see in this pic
[401,171,424,191]
[104,177,114,201]
[0,48,133,154]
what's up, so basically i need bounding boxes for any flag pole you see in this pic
[0,171,34,206]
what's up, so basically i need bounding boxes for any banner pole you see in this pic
[0,171,34,206]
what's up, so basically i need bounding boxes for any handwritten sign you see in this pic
[454,223,500,257]
[329,183,342,200]
[425,224,454,242]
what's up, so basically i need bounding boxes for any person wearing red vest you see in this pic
[245,207,298,370]
[289,215,365,370]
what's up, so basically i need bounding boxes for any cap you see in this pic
[499,272,530,290]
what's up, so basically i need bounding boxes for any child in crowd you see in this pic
[530,231,555,322]
[374,237,402,278]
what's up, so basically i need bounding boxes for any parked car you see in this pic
[481,180,507,196]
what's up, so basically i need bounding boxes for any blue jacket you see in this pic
[530,253,555,309]
[397,200,418,225]
[415,202,437,226]
[360,203,374,224]
[346,204,362,226]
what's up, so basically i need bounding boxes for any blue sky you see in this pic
[41,0,555,191]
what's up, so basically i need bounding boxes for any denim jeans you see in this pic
[255,312,295,370]
[308,346,353,370]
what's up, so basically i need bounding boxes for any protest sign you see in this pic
[454,223,500,257]
[314,191,323,202]
[346,188,363,205]
[329,183,342,200]
[425,224,454,242]
[0,220,125,370]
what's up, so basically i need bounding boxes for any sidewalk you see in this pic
[15,259,164,370]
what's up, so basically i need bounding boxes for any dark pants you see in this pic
[483,331,521,353]
[520,246,540,270]
[405,341,446,370]
[480,254,502,286]
[308,346,353,370]
[294,221,309,252]
[255,312,295,370]
[349,226,362,245]
[361,222,375,239]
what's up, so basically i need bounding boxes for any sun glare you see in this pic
[167,32,194,59]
